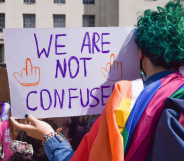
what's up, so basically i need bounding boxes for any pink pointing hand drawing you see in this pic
[101,53,122,81]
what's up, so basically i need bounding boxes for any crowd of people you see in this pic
[0,104,99,161]
[1,0,184,161]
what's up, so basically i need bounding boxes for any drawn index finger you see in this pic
[110,53,115,66]
[110,53,115,70]
[26,58,33,76]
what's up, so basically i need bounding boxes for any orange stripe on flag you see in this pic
[89,81,132,161]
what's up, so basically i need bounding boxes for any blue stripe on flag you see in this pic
[125,79,162,153]
[179,84,184,89]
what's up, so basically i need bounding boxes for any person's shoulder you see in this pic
[2,120,9,123]
[0,120,9,126]
[0,120,5,130]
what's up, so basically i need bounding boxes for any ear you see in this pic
[139,51,143,60]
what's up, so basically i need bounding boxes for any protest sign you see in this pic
[3,27,140,119]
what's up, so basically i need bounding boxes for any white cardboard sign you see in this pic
[4,27,140,119]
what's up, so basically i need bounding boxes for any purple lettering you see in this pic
[68,56,79,79]
[55,59,67,78]
[79,57,92,77]
[81,32,91,54]
[80,88,90,107]
[26,91,37,111]
[92,32,100,53]
[40,89,52,110]
[101,33,110,54]
[90,87,100,107]
[55,34,67,55]
[34,33,52,59]
[68,88,79,109]
[101,85,111,106]
[54,89,65,109]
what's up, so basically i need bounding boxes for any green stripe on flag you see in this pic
[170,88,184,99]
[122,127,129,150]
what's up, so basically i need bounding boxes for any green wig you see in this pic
[135,0,184,69]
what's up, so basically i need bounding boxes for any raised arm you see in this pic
[10,115,74,161]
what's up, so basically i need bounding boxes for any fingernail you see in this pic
[25,114,29,118]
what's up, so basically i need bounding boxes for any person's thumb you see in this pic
[25,114,39,127]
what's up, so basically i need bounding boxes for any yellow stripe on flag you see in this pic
[115,97,131,134]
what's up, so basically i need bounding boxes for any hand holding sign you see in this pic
[10,115,54,140]
[101,53,122,81]
[13,58,40,87]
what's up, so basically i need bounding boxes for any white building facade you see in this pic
[0,0,176,66]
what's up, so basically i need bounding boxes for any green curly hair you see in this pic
[135,0,184,70]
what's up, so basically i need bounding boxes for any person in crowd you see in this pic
[9,119,58,161]
[0,102,13,161]
[0,102,27,161]
[9,0,184,161]
[68,116,89,151]
[8,131,49,161]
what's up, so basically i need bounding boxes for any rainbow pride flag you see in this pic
[125,72,184,161]
[70,72,184,161]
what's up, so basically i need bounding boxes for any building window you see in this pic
[0,0,5,2]
[24,0,35,3]
[23,14,35,28]
[0,45,2,63]
[53,15,65,28]
[83,15,95,27]
[54,0,65,4]
[83,0,95,4]
[0,14,5,29]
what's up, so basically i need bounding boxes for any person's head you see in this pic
[9,119,58,161]
[135,0,184,74]
[9,130,49,161]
